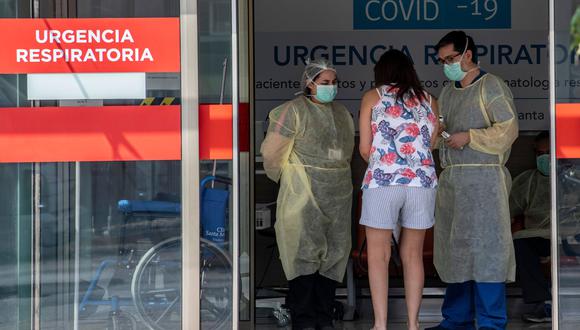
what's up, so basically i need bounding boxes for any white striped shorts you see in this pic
[360,185,436,230]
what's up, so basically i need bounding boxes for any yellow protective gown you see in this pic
[435,73,519,283]
[509,169,551,240]
[261,96,355,282]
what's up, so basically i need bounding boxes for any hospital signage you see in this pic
[0,17,182,163]
[254,0,549,137]
[0,18,180,73]
[353,0,511,29]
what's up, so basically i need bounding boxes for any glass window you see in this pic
[197,0,238,328]
[0,1,183,329]
[554,0,580,328]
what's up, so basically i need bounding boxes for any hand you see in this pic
[437,123,446,137]
[445,132,471,149]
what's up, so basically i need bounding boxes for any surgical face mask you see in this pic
[537,154,550,176]
[443,38,469,81]
[444,61,467,81]
[314,84,338,103]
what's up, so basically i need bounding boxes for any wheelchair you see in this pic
[79,176,232,330]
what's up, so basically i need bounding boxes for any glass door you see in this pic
[0,0,250,328]
[0,0,185,329]
[0,4,33,330]
[552,0,580,329]
[194,0,251,328]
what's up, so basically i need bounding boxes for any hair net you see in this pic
[301,59,337,93]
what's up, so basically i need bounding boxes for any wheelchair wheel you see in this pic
[131,237,232,330]
[200,239,232,329]
[132,237,182,330]
[107,311,137,330]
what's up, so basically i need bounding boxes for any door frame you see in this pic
[549,0,560,329]
[180,0,201,328]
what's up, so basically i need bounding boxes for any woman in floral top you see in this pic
[358,49,439,330]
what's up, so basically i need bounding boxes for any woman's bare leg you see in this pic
[399,228,427,330]
[366,227,393,330]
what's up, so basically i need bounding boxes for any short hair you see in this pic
[435,31,478,64]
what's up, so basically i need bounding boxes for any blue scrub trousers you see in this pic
[439,281,507,330]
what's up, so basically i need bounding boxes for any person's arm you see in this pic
[468,76,519,155]
[358,89,380,162]
[509,172,530,223]
[468,101,518,155]
[429,94,440,150]
[341,104,356,163]
[260,103,297,182]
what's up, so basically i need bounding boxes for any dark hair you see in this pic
[435,31,478,64]
[535,131,550,144]
[374,49,426,102]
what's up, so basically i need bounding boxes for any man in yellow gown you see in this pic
[427,31,519,330]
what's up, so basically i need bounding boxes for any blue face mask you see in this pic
[537,154,550,176]
[314,84,338,103]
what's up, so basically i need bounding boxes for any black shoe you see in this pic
[522,302,552,323]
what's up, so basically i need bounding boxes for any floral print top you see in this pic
[362,85,438,190]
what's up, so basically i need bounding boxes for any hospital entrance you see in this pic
[250,1,580,329]
[0,0,579,329]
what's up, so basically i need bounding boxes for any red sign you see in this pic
[0,106,180,163]
[556,103,580,159]
[0,103,250,163]
[198,103,250,160]
[0,18,180,73]
[200,104,233,160]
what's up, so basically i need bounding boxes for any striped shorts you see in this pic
[360,185,436,230]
